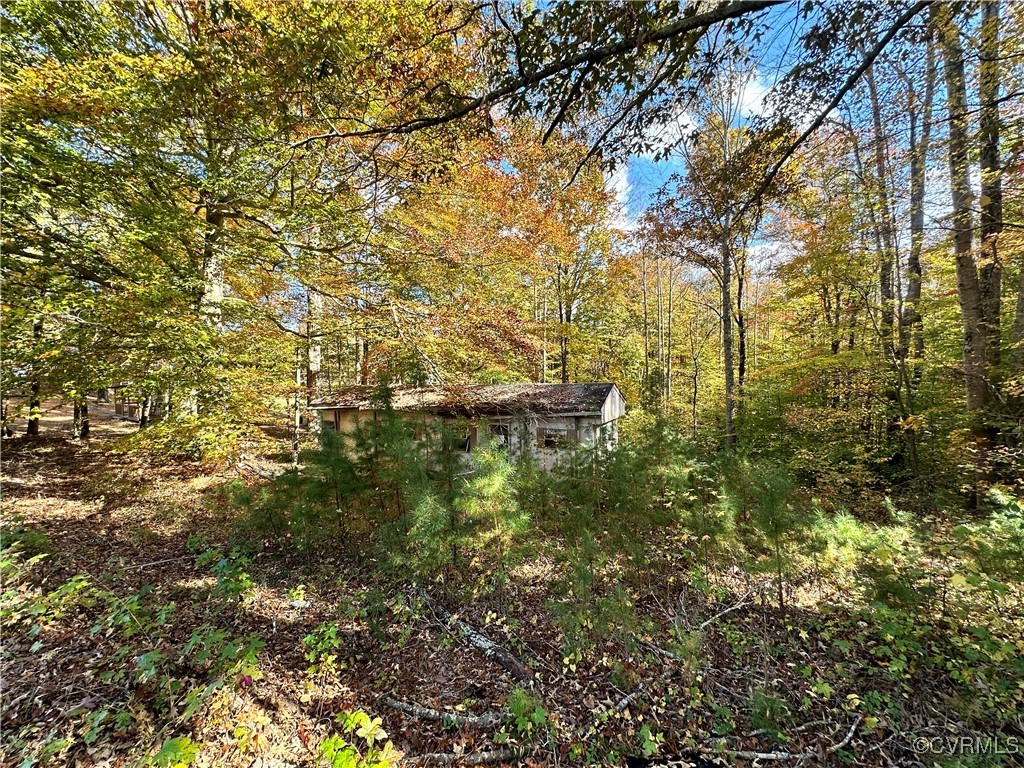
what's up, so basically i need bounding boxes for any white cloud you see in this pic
[605,164,635,231]
[746,241,784,270]
[737,73,769,119]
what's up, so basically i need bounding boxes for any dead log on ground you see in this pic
[382,696,506,728]
[421,594,533,684]
[416,747,520,765]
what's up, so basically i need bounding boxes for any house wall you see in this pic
[599,387,627,446]
[317,409,614,470]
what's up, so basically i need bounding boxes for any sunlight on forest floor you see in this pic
[3,406,1022,768]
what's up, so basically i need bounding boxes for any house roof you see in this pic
[309,383,621,417]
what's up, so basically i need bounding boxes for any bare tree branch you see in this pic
[292,1,780,148]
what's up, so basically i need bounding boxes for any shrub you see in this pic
[318,710,398,768]
[117,414,261,464]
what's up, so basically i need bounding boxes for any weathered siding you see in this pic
[316,385,624,470]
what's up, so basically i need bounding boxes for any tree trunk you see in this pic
[199,198,225,325]
[641,252,650,394]
[139,395,152,429]
[904,36,937,374]
[559,296,571,384]
[656,256,664,401]
[293,353,302,468]
[666,259,674,407]
[306,284,323,431]
[866,63,898,363]
[692,361,700,440]
[540,292,548,383]
[26,317,43,437]
[80,400,90,439]
[1014,261,1024,373]
[736,249,747,397]
[935,3,991,430]
[979,0,1003,367]
[722,221,736,449]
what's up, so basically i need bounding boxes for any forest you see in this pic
[2,1,1023,766]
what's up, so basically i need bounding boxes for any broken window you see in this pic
[453,426,477,453]
[537,427,578,449]
[489,423,511,449]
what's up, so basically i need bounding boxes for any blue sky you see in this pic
[603,2,815,227]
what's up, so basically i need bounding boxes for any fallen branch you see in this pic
[422,594,532,684]
[827,714,863,754]
[727,748,801,762]
[123,555,193,570]
[584,683,648,737]
[612,685,645,714]
[382,696,506,729]
[698,594,750,631]
[235,458,289,481]
[747,718,829,739]
[718,714,864,763]
[416,747,520,765]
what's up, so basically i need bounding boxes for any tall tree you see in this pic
[934,2,991,430]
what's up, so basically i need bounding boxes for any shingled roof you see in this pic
[309,383,620,417]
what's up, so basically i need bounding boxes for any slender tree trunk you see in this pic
[865,63,910,457]
[560,301,571,384]
[979,0,1003,367]
[80,400,89,439]
[1014,262,1024,373]
[935,3,990,430]
[641,252,650,393]
[736,250,747,396]
[722,220,736,449]
[692,362,700,440]
[905,36,936,376]
[541,292,548,383]
[293,352,302,468]
[26,317,43,437]
[667,259,674,407]
[656,257,664,400]
[866,65,897,363]
[139,395,152,429]
[306,285,322,432]
[306,287,323,398]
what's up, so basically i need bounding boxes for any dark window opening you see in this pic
[453,426,477,453]
[489,423,511,449]
[537,427,580,449]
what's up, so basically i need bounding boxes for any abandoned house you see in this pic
[309,383,626,468]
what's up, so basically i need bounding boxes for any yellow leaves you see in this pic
[949,572,973,592]
[898,414,927,432]
[4,49,189,125]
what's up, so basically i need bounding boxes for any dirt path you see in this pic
[3,397,139,442]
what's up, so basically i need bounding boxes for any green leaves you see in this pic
[318,711,397,768]
[149,736,198,768]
